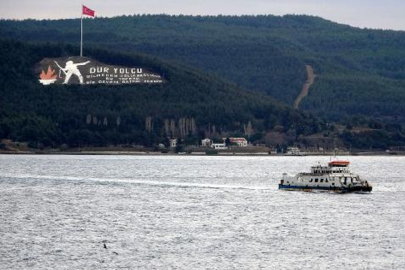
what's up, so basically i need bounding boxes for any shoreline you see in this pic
[0,150,403,156]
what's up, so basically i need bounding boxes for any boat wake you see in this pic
[1,174,271,191]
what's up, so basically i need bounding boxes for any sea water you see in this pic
[0,155,404,269]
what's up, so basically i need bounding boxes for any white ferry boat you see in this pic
[279,160,372,193]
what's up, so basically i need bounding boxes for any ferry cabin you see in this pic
[282,161,363,189]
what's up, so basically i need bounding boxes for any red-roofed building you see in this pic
[228,137,248,147]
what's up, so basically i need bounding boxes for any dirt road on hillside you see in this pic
[294,65,315,109]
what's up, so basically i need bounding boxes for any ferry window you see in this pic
[325,179,329,183]
[320,179,324,183]
[315,178,318,183]
[310,179,313,182]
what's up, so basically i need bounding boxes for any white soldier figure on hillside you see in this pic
[55,60,90,84]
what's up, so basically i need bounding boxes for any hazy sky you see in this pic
[1,0,405,30]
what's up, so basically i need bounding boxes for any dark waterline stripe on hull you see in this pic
[279,184,341,191]
[278,184,372,193]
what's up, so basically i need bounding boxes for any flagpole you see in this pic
[80,7,83,57]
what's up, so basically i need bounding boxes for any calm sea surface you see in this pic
[0,155,404,269]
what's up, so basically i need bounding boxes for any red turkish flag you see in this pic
[82,5,95,17]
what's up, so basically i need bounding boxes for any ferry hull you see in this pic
[278,184,372,193]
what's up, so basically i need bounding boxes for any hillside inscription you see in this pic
[37,57,164,85]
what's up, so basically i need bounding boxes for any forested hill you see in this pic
[0,39,328,148]
[2,14,405,123]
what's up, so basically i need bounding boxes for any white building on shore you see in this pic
[212,143,227,150]
[286,146,302,156]
[170,138,178,148]
[201,138,212,147]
